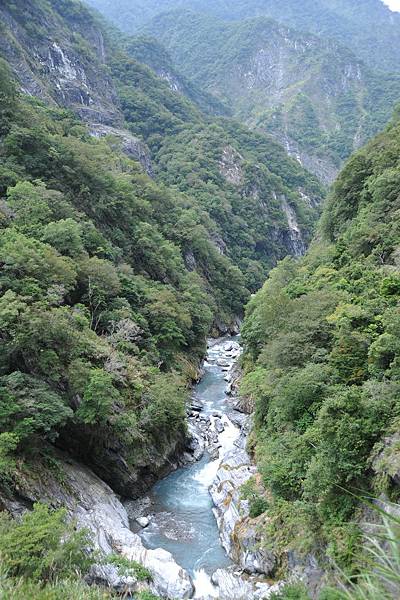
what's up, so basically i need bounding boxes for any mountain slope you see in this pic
[240,106,400,577]
[0,0,323,295]
[85,0,400,73]
[0,55,244,499]
[143,10,400,184]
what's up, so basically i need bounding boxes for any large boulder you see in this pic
[211,568,279,599]
[210,442,277,578]
[210,446,256,554]
[120,540,194,599]
[212,568,256,599]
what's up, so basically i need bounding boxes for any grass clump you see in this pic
[106,554,152,581]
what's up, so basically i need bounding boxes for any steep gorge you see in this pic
[0,0,322,596]
[0,1,400,599]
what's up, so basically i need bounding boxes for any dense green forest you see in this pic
[111,41,321,283]
[0,54,243,494]
[241,107,400,581]
[1,0,322,291]
[86,0,400,74]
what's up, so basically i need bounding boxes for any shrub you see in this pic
[106,554,152,581]
[0,504,93,582]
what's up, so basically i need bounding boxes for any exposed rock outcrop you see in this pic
[372,431,400,486]
[219,145,245,186]
[89,123,153,175]
[0,448,194,599]
[57,418,187,499]
[281,195,306,257]
[211,567,277,599]
[0,2,121,126]
[210,443,277,577]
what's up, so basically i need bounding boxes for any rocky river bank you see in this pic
[119,338,285,599]
[0,338,287,599]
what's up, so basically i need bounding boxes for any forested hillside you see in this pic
[86,0,400,73]
[241,107,400,579]
[0,55,239,496]
[0,0,322,294]
[0,0,321,553]
[143,10,400,184]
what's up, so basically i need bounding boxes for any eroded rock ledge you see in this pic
[0,449,194,599]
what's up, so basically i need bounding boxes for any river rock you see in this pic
[212,568,255,599]
[124,496,152,522]
[122,542,194,599]
[210,447,256,554]
[217,358,230,367]
[211,568,283,600]
[234,518,277,575]
[136,516,150,528]
[85,563,141,594]
[223,342,234,352]
[209,444,221,460]
[210,439,277,578]
[186,422,206,461]
[200,415,211,424]
[214,418,225,434]
[227,411,247,428]
[190,398,204,412]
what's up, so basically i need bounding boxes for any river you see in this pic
[136,337,242,597]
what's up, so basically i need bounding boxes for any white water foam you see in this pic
[193,415,240,488]
[193,568,219,598]
[218,415,240,455]
[193,457,220,487]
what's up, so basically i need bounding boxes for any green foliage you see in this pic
[0,503,92,582]
[269,583,310,599]
[241,113,400,568]
[0,59,17,136]
[240,477,269,518]
[0,60,238,491]
[0,575,110,600]
[0,372,73,444]
[76,369,119,425]
[136,592,161,600]
[106,553,152,581]
[0,432,18,481]
[320,501,400,600]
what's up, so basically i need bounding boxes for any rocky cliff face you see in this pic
[0,447,194,598]
[0,1,119,124]
[0,0,155,171]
